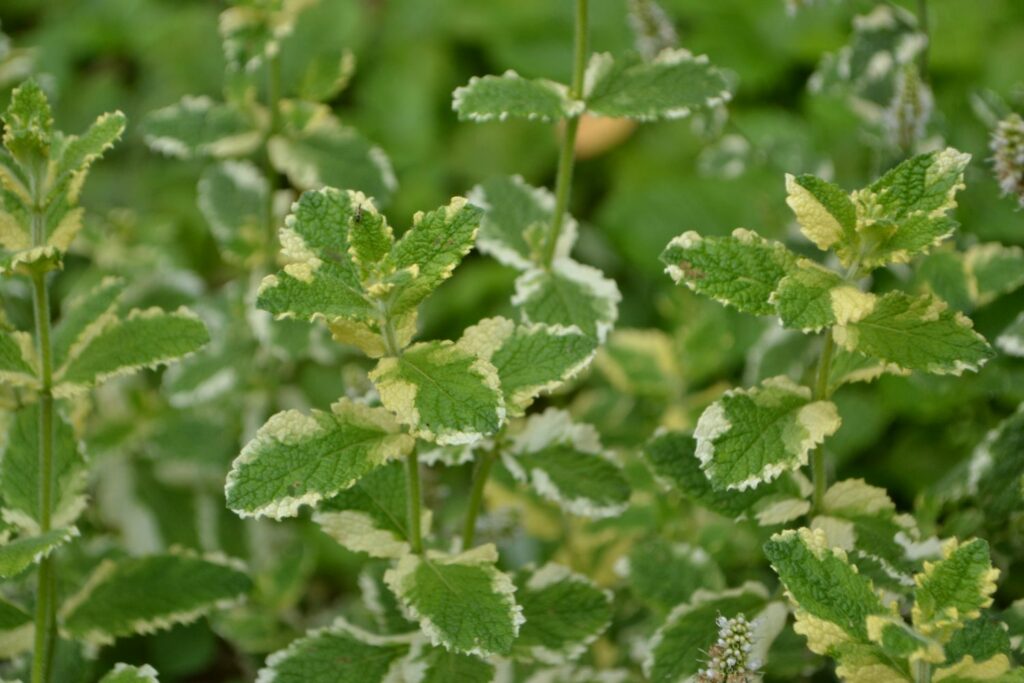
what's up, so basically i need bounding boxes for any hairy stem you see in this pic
[914,660,932,683]
[29,173,57,683]
[262,49,282,274]
[542,0,589,268]
[461,447,497,548]
[811,329,835,512]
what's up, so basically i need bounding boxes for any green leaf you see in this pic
[913,539,999,641]
[453,71,582,123]
[49,110,126,203]
[661,229,799,316]
[458,317,596,417]
[268,102,395,202]
[785,173,858,261]
[503,409,630,518]
[513,563,612,663]
[98,664,160,683]
[619,537,725,612]
[643,583,775,683]
[764,527,888,656]
[370,340,505,445]
[384,544,523,657]
[513,259,620,343]
[197,160,269,267]
[54,308,210,396]
[827,347,904,393]
[866,614,945,664]
[644,430,802,518]
[142,96,259,160]
[51,276,125,371]
[0,595,32,658]
[383,197,482,319]
[584,49,731,121]
[256,618,410,683]
[314,461,428,558]
[61,551,251,646]
[468,175,575,270]
[298,49,355,103]
[0,526,77,578]
[772,260,874,333]
[405,641,495,683]
[226,399,414,520]
[932,655,1024,682]
[257,188,379,331]
[2,80,52,164]
[945,616,1012,665]
[855,148,970,267]
[0,326,36,389]
[0,408,86,533]
[833,291,993,376]
[695,376,841,491]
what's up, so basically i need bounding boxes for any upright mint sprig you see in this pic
[0,82,247,683]
[661,148,992,510]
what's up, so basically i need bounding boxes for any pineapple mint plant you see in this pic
[0,81,249,683]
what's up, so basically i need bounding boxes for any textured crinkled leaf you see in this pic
[503,409,630,518]
[54,308,209,395]
[945,616,1012,665]
[98,664,160,683]
[764,527,888,655]
[695,376,840,491]
[0,595,32,658]
[314,461,428,558]
[51,276,125,371]
[198,160,268,267]
[785,173,858,259]
[404,641,494,683]
[0,408,86,533]
[913,539,999,640]
[468,175,575,270]
[142,96,259,159]
[513,563,612,663]
[255,618,410,683]
[644,583,772,682]
[772,261,873,333]
[61,552,251,646]
[370,340,504,445]
[459,317,595,417]
[855,148,970,267]
[268,103,395,202]
[2,80,52,164]
[661,229,799,316]
[595,328,680,398]
[384,544,523,657]
[643,430,803,518]
[0,326,36,388]
[382,196,481,318]
[833,291,993,376]
[453,71,582,123]
[584,49,731,121]
[257,187,379,328]
[618,537,724,612]
[831,641,913,682]
[513,258,620,343]
[0,526,77,578]
[226,399,413,519]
